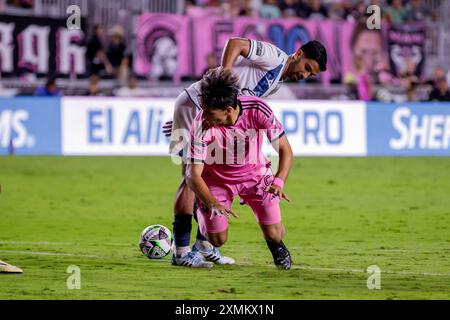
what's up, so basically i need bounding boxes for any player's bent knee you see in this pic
[174,182,196,214]
[264,232,282,243]
[260,223,283,243]
[209,239,226,247]
[207,232,227,247]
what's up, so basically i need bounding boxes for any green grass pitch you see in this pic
[0,156,449,299]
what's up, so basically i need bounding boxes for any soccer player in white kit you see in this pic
[168,38,327,268]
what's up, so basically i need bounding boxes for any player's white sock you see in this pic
[175,246,190,258]
[195,240,212,251]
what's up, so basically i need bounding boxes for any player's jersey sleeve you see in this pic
[253,101,285,143]
[245,39,285,71]
[189,112,209,163]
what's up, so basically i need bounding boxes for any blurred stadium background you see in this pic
[1,0,450,300]
[0,0,449,102]
[1,0,450,157]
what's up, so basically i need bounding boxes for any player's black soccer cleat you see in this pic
[266,240,292,270]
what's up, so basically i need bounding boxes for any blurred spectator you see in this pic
[280,0,309,18]
[428,78,450,102]
[338,0,354,22]
[222,0,241,17]
[425,67,446,86]
[6,0,33,9]
[86,24,104,64]
[259,0,281,19]
[447,71,450,89]
[115,74,147,97]
[34,76,61,97]
[433,67,447,82]
[350,24,388,81]
[346,55,372,101]
[406,0,432,22]
[406,81,418,102]
[304,0,328,20]
[86,24,113,76]
[83,75,104,96]
[239,0,255,17]
[107,26,129,83]
[345,0,366,23]
[328,1,346,21]
[355,55,373,101]
[343,73,359,100]
[186,0,222,16]
[385,0,406,24]
[376,87,394,102]
[185,0,208,17]
[398,58,420,91]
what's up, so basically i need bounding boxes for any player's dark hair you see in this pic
[200,68,240,110]
[301,40,327,72]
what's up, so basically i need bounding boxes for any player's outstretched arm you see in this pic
[186,163,216,207]
[221,37,250,70]
[266,135,294,202]
[273,135,293,183]
[186,163,238,219]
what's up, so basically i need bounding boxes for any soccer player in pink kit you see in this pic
[186,68,294,269]
[168,38,326,268]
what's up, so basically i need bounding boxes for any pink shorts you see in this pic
[196,173,281,235]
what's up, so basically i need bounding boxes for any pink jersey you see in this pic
[189,96,284,184]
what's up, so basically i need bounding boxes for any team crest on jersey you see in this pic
[241,88,256,96]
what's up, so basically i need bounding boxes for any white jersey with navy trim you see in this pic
[185,39,289,108]
[170,40,289,158]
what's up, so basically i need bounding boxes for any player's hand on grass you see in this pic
[265,185,290,202]
[163,120,173,137]
[210,203,238,220]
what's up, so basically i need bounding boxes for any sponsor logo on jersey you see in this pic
[256,41,263,56]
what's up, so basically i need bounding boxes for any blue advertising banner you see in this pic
[0,97,61,155]
[367,102,450,156]
[2,98,450,157]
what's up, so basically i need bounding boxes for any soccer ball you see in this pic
[139,224,173,259]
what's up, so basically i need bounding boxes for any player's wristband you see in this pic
[272,177,284,188]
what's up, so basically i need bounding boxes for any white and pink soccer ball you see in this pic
[139,224,173,259]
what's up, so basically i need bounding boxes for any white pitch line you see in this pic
[0,250,168,263]
[0,241,77,245]
[1,249,449,277]
[0,241,131,246]
[0,250,100,258]
[2,241,449,254]
[291,265,450,277]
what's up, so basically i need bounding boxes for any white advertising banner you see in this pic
[62,97,174,155]
[265,100,367,156]
[62,98,367,156]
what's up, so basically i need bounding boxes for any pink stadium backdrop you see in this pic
[134,14,357,84]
